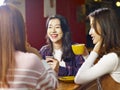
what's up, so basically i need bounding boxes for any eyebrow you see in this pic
[49,24,61,26]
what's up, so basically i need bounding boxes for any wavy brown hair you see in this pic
[88,8,120,56]
[0,4,26,87]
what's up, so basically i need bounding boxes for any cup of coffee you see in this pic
[72,44,85,55]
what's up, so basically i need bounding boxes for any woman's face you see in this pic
[89,17,102,44]
[47,18,63,43]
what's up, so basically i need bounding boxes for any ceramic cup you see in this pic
[72,44,85,55]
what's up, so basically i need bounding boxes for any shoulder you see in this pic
[40,45,49,50]
[101,52,118,61]
[99,52,119,71]
[27,46,42,59]
[16,51,40,59]
[40,45,50,52]
[39,45,52,58]
[15,51,43,69]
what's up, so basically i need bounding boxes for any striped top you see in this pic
[1,51,58,90]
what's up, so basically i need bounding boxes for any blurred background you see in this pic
[2,0,120,49]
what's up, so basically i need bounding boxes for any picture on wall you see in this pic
[44,0,56,17]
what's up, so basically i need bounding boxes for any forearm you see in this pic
[40,60,58,89]
[74,51,98,84]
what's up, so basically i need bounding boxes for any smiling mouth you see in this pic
[90,35,94,40]
[50,34,58,38]
[92,37,94,40]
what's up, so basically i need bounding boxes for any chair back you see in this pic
[77,74,120,90]
[101,74,120,90]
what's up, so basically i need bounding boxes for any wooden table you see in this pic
[57,80,80,90]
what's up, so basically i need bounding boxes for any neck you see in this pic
[53,42,62,50]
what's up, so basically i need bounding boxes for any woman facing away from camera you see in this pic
[74,8,120,89]
[39,14,87,76]
[0,4,58,90]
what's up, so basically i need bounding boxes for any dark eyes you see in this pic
[56,26,61,28]
[48,26,61,28]
[48,26,52,28]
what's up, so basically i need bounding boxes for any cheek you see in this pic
[96,35,102,42]
[98,36,102,42]
[47,30,50,37]
[59,33,63,39]
[59,31,63,37]
[58,29,63,36]
[57,33,63,41]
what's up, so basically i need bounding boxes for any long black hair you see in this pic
[46,14,75,61]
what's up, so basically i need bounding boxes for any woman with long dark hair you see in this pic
[75,8,120,89]
[39,14,85,76]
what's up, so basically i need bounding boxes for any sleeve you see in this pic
[73,55,85,75]
[39,45,52,60]
[31,55,58,90]
[58,66,69,76]
[74,51,118,84]
[27,46,42,59]
[39,45,47,59]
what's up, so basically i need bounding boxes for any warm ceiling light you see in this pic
[94,0,99,2]
[116,1,120,7]
[94,0,101,2]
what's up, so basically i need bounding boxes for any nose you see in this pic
[89,28,92,35]
[52,27,56,32]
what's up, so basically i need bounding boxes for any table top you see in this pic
[57,80,80,90]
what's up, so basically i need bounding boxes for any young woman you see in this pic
[39,15,85,76]
[74,8,120,87]
[0,4,58,89]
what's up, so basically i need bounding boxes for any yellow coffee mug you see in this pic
[72,44,85,55]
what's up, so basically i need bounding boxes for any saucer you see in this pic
[58,76,75,82]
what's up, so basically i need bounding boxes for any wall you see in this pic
[26,0,86,50]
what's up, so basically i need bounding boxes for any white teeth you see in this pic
[51,34,57,37]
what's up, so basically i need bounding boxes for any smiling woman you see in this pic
[39,14,85,76]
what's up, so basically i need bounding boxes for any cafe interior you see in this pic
[3,0,120,50]
[1,0,120,90]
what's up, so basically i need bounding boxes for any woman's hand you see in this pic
[83,46,89,56]
[93,40,103,54]
[82,46,89,59]
[46,57,59,73]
